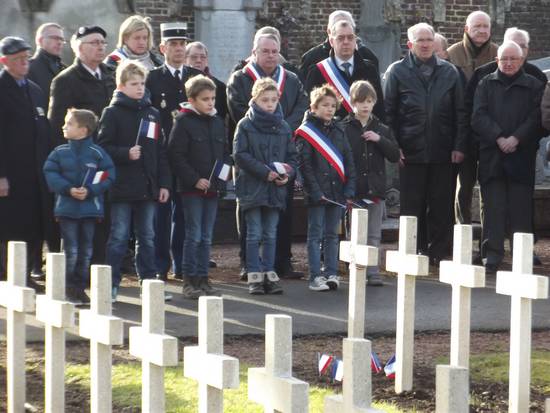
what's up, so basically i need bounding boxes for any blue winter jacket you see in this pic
[43,136,115,219]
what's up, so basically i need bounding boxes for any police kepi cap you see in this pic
[75,25,107,39]
[0,36,31,56]
[161,22,189,41]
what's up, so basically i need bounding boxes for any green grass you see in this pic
[65,362,404,412]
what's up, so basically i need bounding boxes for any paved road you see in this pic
[1,273,549,342]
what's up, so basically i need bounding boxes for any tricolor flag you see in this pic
[212,159,231,181]
[384,354,396,379]
[371,351,383,374]
[92,170,109,184]
[268,162,293,175]
[82,168,109,186]
[137,119,160,143]
[333,359,344,382]
[318,354,333,376]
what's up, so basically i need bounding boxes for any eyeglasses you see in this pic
[45,35,66,44]
[82,40,108,47]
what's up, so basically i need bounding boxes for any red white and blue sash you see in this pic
[107,47,128,63]
[243,62,286,95]
[316,58,353,113]
[295,121,346,182]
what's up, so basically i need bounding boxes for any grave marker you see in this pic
[435,365,469,413]
[385,216,429,393]
[184,296,239,413]
[340,209,378,338]
[496,233,548,413]
[0,241,35,413]
[248,314,309,412]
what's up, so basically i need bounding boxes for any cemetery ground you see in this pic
[2,238,550,412]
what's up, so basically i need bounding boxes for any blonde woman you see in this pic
[105,15,163,70]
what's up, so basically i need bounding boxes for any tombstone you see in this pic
[35,253,76,413]
[339,209,378,339]
[0,241,35,413]
[495,233,549,413]
[546,398,550,412]
[248,314,309,412]
[129,280,178,413]
[193,0,264,82]
[439,225,485,368]
[385,216,429,393]
[435,365,469,413]
[184,296,239,413]
[324,338,383,413]
[79,265,123,413]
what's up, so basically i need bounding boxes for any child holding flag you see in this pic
[43,109,115,305]
[168,75,230,299]
[97,60,171,302]
[296,84,356,292]
[234,78,298,295]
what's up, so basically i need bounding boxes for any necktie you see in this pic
[341,62,352,77]
[174,69,181,82]
[95,72,101,80]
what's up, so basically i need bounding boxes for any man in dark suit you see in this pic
[146,23,201,283]
[0,37,53,290]
[305,19,385,122]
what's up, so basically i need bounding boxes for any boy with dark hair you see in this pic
[43,108,115,304]
[168,74,230,298]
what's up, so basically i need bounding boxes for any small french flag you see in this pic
[333,359,344,382]
[318,354,333,375]
[384,354,396,379]
[92,170,109,184]
[212,160,231,181]
[138,119,160,141]
[371,351,383,374]
[269,162,293,175]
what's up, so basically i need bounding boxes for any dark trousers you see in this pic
[59,218,96,291]
[275,179,295,272]
[480,177,533,266]
[455,152,478,224]
[400,163,455,261]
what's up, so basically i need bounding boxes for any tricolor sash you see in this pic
[316,58,353,113]
[107,47,128,63]
[243,62,286,95]
[295,121,346,182]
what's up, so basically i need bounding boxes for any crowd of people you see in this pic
[1,9,549,306]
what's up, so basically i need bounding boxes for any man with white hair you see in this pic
[299,9,379,82]
[471,41,545,273]
[384,22,467,265]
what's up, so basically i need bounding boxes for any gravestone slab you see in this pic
[435,365,469,413]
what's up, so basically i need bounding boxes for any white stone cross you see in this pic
[184,296,239,413]
[129,280,178,413]
[0,241,35,413]
[385,216,429,393]
[496,233,548,413]
[324,338,383,413]
[439,224,485,368]
[35,252,76,413]
[339,208,378,338]
[248,314,309,412]
[79,265,123,413]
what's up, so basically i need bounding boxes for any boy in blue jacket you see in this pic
[43,109,115,305]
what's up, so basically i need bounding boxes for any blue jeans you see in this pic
[307,204,342,280]
[106,201,157,287]
[245,207,279,274]
[59,218,96,291]
[181,195,218,277]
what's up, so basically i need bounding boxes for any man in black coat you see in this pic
[0,37,53,289]
[471,41,544,273]
[299,10,379,82]
[305,20,385,122]
[146,23,201,280]
[227,30,309,279]
[384,23,467,265]
[28,23,67,108]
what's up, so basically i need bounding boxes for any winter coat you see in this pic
[28,48,67,107]
[0,70,54,242]
[168,103,230,194]
[48,58,115,147]
[383,51,468,164]
[305,49,385,121]
[227,64,309,131]
[471,69,544,185]
[542,81,550,132]
[447,34,498,81]
[296,111,356,205]
[103,47,164,71]
[233,104,298,211]
[343,114,400,199]
[96,91,171,202]
[43,136,115,219]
